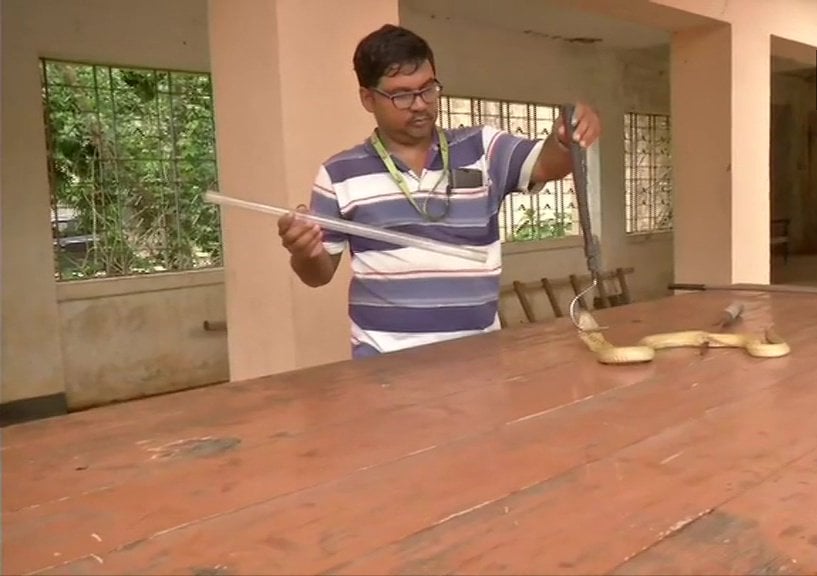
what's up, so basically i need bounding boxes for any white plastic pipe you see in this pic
[204,191,489,263]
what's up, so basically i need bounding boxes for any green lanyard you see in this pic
[370,126,451,222]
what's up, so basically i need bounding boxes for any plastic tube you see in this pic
[204,191,489,263]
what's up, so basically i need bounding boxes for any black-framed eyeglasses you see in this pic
[371,81,443,110]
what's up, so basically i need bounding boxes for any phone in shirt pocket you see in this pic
[447,167,493,235]
[450,167,485,189]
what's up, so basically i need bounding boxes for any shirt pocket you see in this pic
[443,182,497,245]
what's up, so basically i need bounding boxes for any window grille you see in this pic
[438,95,578,242]
[41,59,222,281]
[624,112,672,234]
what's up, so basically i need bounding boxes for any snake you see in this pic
[575,310,791,364]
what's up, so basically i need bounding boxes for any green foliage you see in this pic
[508,204,571,242]
[42,60,222,280]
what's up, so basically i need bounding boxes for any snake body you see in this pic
[576,310,791,364]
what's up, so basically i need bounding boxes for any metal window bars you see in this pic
[438,95,579,243]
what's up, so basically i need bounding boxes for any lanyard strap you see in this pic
[370,126,451,221]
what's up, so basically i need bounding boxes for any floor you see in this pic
[4,289,817,575]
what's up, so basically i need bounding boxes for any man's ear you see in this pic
[359,87,375,113]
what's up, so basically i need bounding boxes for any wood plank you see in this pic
[330,367,817,575]
[3,349,696,574]
[2,339,660,570]
[8,289,763,513]
[3,290,815,575]
[3,323,578,511]
[612,448,817,574]
[27,332,817,575]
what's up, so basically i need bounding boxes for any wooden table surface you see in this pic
[5,290,817,575]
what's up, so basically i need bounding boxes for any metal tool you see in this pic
[204,191,489,263]
[559,104,604,330]
[669,282,817,295]
[713,301,744,330]
[701,301,744,356]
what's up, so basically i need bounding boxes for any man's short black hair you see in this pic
[353,24,436,88]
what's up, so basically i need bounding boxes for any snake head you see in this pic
[576,309,602,332]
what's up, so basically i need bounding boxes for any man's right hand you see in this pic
[278,205,325,260]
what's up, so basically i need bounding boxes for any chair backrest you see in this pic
[502,267,635,325]
[771,218,790,238]
[569,267,634,310]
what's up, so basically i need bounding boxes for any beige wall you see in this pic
[208,0,400,383]
[0,0,225,407]
[14,0,813,404]
[2,0,679,406]
[651,0,817,49]
[648,0,817,284]
[401,7,675,325]
[553,0,816,285]
[57,271,228,409]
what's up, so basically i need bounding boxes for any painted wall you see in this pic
[207,0,398,383]
[650,0,817,51]
[649,0,817,284]
[0,0,226,407]
[2,0,676,407]
[56,271,228,409]
[400,7,675,324]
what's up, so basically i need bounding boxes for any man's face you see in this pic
[361,59,440,143]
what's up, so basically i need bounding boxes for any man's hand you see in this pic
[278,205,340,287]
[531,102,602,184]
[555,102,601,149]
[278,205,325,260]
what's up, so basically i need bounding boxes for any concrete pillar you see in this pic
[670,22,770,285]
[1,0,68,404]
[730,24,771,283]
[670,24,733,285]
[208,0,398,381]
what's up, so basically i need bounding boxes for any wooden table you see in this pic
[5,290,817,575]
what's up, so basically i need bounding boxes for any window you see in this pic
[437,96,578,242]
[41,59,222,281]
[624,112,672,234]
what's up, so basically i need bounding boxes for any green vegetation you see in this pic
[42,60,221,280]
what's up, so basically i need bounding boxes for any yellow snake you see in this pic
[575,310,791,364]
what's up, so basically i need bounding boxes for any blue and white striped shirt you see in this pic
[309,125,543,358]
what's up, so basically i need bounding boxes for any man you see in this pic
[278,24,601,359]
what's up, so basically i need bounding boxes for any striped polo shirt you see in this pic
[309,125,543,358]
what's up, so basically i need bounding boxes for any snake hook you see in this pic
[570,278,608,332]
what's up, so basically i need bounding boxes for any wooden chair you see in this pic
[503,276,576,324]
[568,267,634,310]
[510,278,566,323]
[771,218,790,263]
[503,267,635,326]
[497,284,518,328]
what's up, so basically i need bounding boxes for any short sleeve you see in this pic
[308,164,348,255]
[481,126,544,199]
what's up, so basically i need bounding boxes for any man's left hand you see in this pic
[556,102,601,149]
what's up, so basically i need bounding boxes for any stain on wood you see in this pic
[152,436,241,460]
[4,291,817,575]
[611,510,801,575]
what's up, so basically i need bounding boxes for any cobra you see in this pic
[575,310,791,365]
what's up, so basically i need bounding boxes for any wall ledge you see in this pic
[56,268,225,302]
[501,236,584,256]
[625,230,674,245]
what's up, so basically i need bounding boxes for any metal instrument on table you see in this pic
[713,301,744,330]
[669,282,817,295]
